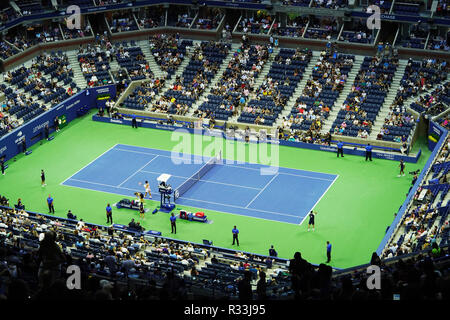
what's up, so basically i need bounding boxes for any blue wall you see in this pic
[0,85,116,162]
[93,114,422,163]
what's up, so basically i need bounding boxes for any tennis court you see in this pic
[61,144,338,224]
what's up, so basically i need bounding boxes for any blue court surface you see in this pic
[61,144,338,224]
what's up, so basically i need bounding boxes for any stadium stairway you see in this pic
[368,59,409,139]
[67,49,88,89]
[186,44,237,117]
[273,51,321,129]
[138,39,167,79]
[320,55,365,134]
[227,46,280,123]
[147,45,194,107]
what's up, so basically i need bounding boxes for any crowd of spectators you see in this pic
[304,17,339,40]
[196,43,268,122]
[192,10,223,30]
[137,8,165,29]
[427,34,450,52]
[156,41,230,116]
[109,13,138,33]
[0,7,18,26]
[311,0,348,9]
[172,13,195,28]
[364,0,392,13]
[409,82,450,116]
[196,43,269,121]
[283,49,354,134]
[121,77,166,111]
[393,58,447,109]
[271,16,309,38]
[150,34,188,79]
[237,13,274,34]
[0,41,19,60]
[0,197,448,300]
[435,0,450,16]
[382,136,450,259]
[332,55,399,138]
[62,23,92,40]
[339,20,374,44]
[77,36,114,87]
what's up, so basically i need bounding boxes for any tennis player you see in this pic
[398,160,405,177]
[144,180,152,199]
[307,211,318,232]
[41,169,46,187]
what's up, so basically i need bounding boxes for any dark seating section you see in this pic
[282,0,311,6]
[311,0,348,9]
[109,14,138,33]
[366,0,392,13]
[271,16,308,38]
[0,41,19,60]
[304,17,339,40]
[64,0,94,8]
[393,1,422,15]
[427,35,450,51]
[332,56,398,137]
[237,14,274,34]
[17,0,46,15]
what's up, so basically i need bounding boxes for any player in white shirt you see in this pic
[144,180,152,199]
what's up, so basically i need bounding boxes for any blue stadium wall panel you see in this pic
[92,115,422,163]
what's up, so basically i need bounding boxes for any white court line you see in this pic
[298,174,340,226]
[245,173,279,208]
[68,178,143,192]
[117,155,159,187]
[115,143,335,178]
[63,177,299,219]
[140,169,262,191]
[62,182,300,225]
[60,143,119,185]
[113,147,336,182]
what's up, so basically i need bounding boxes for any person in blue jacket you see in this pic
[337,141,344,157]
[365,143,373,161]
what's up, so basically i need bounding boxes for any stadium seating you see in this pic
[331,56,398,137]
[239,48,313,126]
[286,51,354,132]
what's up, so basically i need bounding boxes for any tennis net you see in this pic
[173,151,222,201]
